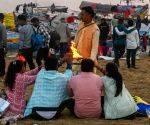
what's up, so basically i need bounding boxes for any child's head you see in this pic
[4,60,26,90]
[106,62,123,97]
[81,59,94,72]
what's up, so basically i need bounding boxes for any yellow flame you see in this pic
[70,42,82,59]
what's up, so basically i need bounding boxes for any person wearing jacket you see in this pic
[113,19,126,66]
[74,6,100,61]
[115,19,139,68]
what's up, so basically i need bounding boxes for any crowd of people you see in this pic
[98,16,149,68]
[3,56,138,122]
[0,5,149,124]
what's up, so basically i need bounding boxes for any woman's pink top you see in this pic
[5,68,39,116]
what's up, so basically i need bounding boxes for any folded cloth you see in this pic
[133,96,150,117]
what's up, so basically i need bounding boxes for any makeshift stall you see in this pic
[4,13,16,30]
[7,31,20,51]
[80,1,149,19]
[7,31,19,43]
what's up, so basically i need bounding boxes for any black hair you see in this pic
[128,19,134,27]
[44,56,58,71]
[17,14,27,21]
[0,13,4,20]
[118,18,124,24]
[101,18,106,22]
[31,17,39,23]
[106,62,123,97]
[81,6,95,18]
[81,59,94,72]
[4,60,24,91]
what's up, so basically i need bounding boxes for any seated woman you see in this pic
[68,59,104,118]
[4,60,40,117]
[24,55,73,120]
[98,62,137,119]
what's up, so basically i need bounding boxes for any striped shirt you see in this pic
[24,69,72,117]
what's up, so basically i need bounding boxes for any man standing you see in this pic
[56,18,71,58]
[31,17,51,66]
[0,13,7,76]
[98,18,110,56]
[74,6,100,61]
[115,20,139,69]
[17,14,35,69]
[113,19,126,66]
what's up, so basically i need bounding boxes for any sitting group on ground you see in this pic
[1,53,140,123]
[0,7,149,123]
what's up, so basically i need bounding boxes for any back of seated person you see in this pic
[101,62,137,119]
[68,59,103,118]
[24,55,73,120]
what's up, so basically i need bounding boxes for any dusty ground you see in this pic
[0,54,150,125]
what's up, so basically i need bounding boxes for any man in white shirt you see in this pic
[115,19,139,68]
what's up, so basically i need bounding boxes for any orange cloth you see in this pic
[75,22,99,60]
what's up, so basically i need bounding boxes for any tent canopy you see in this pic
[80,1,149,18]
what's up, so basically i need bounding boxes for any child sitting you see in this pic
[3,60,40,118]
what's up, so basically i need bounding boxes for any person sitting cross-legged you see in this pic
[99,62,137,119]
[24,55,73,120]
[67,59,104,118]
[4,60,40,118]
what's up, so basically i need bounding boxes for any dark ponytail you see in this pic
[106,62,123,97]
[4,60,24,91]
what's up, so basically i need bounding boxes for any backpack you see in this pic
[31,27,45,51]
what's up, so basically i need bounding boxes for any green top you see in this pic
[113,24,135,46]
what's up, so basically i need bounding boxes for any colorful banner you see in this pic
[4,13,15,30]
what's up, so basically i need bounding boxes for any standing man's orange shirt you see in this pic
[74,21,100,61]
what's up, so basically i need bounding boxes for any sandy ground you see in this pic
[0,54,150,125]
